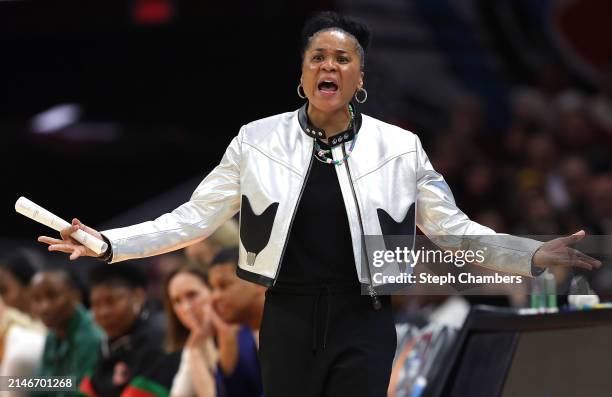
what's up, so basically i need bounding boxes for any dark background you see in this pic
[1,0,330,239]
[2,0,612,250]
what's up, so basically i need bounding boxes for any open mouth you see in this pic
[318,80,338,93]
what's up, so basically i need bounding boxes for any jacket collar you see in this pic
[298,101,362,147]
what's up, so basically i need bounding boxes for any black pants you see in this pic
[259,288,397,397]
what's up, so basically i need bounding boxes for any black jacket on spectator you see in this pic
[78,310,172,397]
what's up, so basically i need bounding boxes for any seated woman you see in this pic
[79,263,179,397]
[0,251,46,383]
[30,266,104,397]
[0,295,46,390]
[164,263,261,397]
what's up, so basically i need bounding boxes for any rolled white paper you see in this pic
[15,196,108,255]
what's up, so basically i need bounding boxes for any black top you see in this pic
[86,311,168,397]
[275,139,360,289]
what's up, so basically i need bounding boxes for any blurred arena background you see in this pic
[2,2,612,396]
[1,0,612,270]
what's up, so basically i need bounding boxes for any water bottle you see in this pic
[542,270,557,312]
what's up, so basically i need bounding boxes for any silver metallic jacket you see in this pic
[102,104,542,291]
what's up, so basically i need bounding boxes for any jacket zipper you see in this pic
[272,140,315,286]
[342,144,382,310]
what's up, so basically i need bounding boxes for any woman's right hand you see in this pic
[37,218,104,260]
[186,304,214,350]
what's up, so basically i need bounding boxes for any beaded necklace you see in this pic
[313,104,358,166]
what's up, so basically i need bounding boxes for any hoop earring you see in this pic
[297,83,307,99]
[355,87,368,103]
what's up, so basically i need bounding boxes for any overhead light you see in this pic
[30,104,81,134]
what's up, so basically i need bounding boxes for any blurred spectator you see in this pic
[459,159,504,217]
[0,296,46,395]
[148,253,186,303]
[429,135,464,189]
[164,264,221,396]
[553,90,594,153]
[29,266,103,396]
[588,61,612,144]
[547,155,591,211]
[79,263,177,397]
[534,63,571,100]
[516,195,562,235]
[208,247,264,397]
[0,250,46,394]
[525,133,558,177]
[448,96,484,142]
[587,174,612,235]
[509,87,553,134]
[0,249,43,316]
[473,209,508,233]
[184,219,239,268]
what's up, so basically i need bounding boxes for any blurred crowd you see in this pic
[0,220,266,397]
[427,66,612,238]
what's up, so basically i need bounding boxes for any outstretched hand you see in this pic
[533,230,602,271]
[37,218,103,260]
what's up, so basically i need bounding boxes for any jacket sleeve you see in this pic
[414,134,543,277]
[101,127,243,263]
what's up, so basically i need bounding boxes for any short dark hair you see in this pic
[37,264,81,291]
[301,11,371,70]
[210,246,239,269]
[0,249,42,287]
[89,263,147,289]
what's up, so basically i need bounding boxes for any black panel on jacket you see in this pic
[377,204,416,273]
[239,195,279,265]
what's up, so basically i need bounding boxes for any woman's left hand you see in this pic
[209,306,240,339]
[533,230,602,271]
[207,305,241,375]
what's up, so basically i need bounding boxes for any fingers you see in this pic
[60,224,79,241]
[209,306,225,330]
[562,249,595,270]
[561,230,586,246]
[573,249,603,269]
[46,243,75,253]
[69,247,86,261]
[46,242,80,255]
[38,236,63,246]
[38,236,85,260]
[187,306,200,326]
[569,260,595,271]
[71,218,104,241]
[202,304,212,328]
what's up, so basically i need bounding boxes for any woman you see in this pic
[0,295,46,396]
[164,265,218,397]
[79,264,177,397]
[0,250,40,316]
[39,11,601,397]
[0,252,46,388]
[165,264,262,397]
[29,267,103,397]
